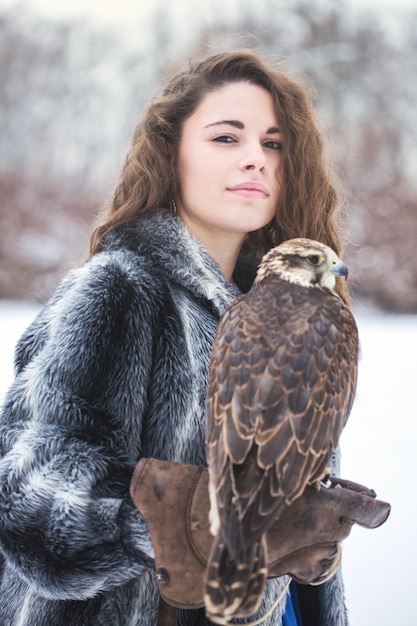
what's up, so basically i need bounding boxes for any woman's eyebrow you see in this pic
[204,120,281,134]
[204,120,244,129]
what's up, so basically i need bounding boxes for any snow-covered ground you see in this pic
[0,301,416,624]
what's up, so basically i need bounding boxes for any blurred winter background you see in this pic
[0,0,416,623]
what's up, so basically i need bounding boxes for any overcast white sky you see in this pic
[1,0,415,25]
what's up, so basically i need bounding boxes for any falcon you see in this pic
[204,238,359,624]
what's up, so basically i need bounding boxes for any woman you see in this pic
[0,50,350,625]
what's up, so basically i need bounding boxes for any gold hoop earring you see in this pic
[170,199,177,214]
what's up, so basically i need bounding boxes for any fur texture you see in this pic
[0,211,348,625]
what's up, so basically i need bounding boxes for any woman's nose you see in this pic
[241,144,266,172]
[244,162,265,172]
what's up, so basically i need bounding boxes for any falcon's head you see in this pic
[254,238,348,291]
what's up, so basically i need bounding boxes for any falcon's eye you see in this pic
[306,254,323,266]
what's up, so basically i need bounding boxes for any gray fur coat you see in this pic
[0,210,348,625]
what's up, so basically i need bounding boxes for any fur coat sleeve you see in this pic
[0,250,161,600]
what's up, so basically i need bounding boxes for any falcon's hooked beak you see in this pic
[330,260,348,280]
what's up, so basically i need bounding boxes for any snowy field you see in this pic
[0,301,416,625]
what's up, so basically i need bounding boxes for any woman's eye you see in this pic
[213,135,236,143]
[264,140,283,151]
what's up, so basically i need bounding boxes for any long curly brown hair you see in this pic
[89,49,348,301]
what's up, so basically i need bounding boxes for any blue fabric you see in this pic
[282,585,301,626]
[288,580,303,625]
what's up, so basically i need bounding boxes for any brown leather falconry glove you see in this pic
[130,458,390,610]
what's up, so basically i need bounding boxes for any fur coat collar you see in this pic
[102,209,241,313]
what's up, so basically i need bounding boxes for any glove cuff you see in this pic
[130,458,390,609]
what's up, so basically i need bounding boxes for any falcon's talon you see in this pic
[319,466,333,488]
[321,476,333,489]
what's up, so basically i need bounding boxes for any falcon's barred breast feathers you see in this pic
[204,238,359,624]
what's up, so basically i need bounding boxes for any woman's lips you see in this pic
[227,182,269,198]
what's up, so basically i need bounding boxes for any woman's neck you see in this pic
[205,240,241,282]
[179,217,245,282]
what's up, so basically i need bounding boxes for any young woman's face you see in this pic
[176,81,282,245]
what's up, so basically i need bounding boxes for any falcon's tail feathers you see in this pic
[203,533,267,624]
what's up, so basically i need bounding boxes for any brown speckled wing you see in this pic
[205,278,358,554]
